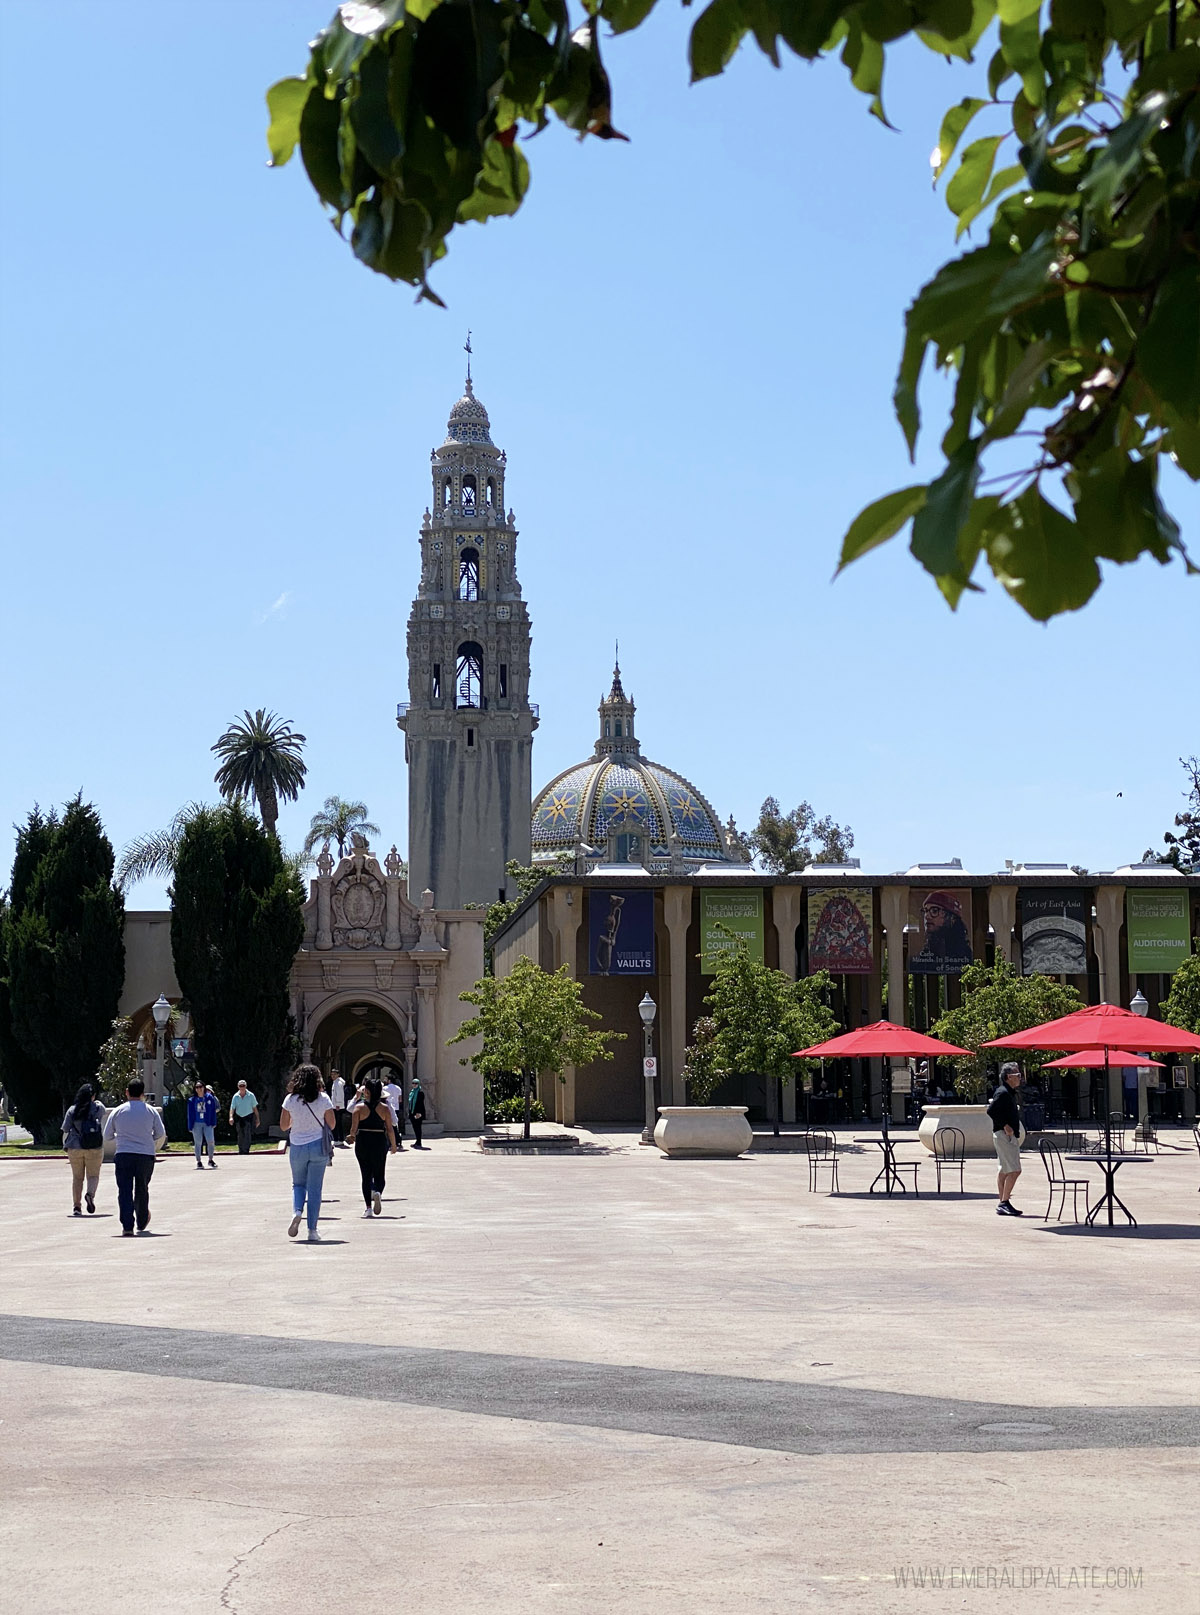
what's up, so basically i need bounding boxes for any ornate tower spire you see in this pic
[398,368,537,907]
[595,652,638,758]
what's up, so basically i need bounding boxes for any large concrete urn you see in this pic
[918,1103,995,1157]
[653,1106,753,1158]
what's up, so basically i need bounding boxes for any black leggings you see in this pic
[355,1134,388,1205]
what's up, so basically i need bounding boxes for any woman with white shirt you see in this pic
[280,1064,336,1243]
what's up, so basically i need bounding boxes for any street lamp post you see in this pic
[151,994,171,1106]
[638,993,658,1146]
[1130,988,1151,1141]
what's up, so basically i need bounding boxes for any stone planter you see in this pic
[918,1103,996,1158]
[653,1106,752,1158]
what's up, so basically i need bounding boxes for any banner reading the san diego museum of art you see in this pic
[807,889,874,974]
[1020,888,1088,975]
[700,890,764,973]
[1126,889,1192,974]
[907,889,974,975]
[588,890,655,975]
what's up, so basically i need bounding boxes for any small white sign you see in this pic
[643,1057,657,1079]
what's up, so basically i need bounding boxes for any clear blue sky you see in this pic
[1,2,1195,908]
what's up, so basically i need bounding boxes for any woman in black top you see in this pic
[346,1077,397,1218]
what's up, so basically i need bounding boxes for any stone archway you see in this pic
[308,997,415,1101]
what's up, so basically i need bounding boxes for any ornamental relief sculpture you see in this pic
[331,868,385,949]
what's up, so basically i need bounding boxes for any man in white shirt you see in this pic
[330,1072,348,1146]
[102,1078,166,1236]
[382,1078,405,1146]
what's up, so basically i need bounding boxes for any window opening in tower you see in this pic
[458,548,480,601]
[455,643,483,709]
[462,474,477,510]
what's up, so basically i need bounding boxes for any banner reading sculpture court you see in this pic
[1020,889,1089,975]
[588,890,654,976]
[700,890,764,973]
[908,890,973,976]
[807,890,874,974]
[1126,890,1192,974]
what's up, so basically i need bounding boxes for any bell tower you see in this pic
[398,365,537,908]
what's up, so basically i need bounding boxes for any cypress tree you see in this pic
[0,799,125,1140]
[170,801,304,1105]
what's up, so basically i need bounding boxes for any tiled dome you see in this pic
[444,380,493,445]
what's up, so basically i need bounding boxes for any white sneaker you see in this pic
[288,1214,302,1238]
[361,1207,374,1218]
[307,1229,322,1243]
[372,1192,381,1216]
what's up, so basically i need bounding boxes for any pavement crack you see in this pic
[219,1519,299,1613]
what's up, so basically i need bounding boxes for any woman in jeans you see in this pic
[187,1080,219,1169]
[346,1077,397,1218]
[280,1064,335,1243]
[62,1082,105,1216]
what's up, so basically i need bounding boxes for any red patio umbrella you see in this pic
[1041,1049,1165,1069]
[981,1003,1200,1054]
[792,1021,971,1059]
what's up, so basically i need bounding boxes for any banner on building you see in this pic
[807,889,874,975]
[1020,889,1088,975]
[1126,889,1192,974]
[588,889,654,975]
[700,889,764,973]
[908,888,974,975]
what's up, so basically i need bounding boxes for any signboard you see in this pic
[807,889,874,975]
[1126,889,1192,974]
[1020,888,1089,975]
[643,1057,657,1078]
[700,889,764,973]
[908,889,974,976]
[588,889,655,975]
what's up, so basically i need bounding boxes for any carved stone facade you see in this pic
[397,376,537,910]
[290,841,484,1132]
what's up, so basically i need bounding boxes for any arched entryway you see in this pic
[307,996,414,1097]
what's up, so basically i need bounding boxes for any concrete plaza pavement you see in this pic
[2,1130,1197,1613]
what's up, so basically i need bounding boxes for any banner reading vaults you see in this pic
[1126,890,1192,974]
[700,890,764,973]
[807,889,874,974]
[588,890,655,976]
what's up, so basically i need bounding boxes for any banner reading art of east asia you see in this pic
[1020,889,1088,975]
[588,890,655,975]
[907,889,974,975]
[807,889,874,974]
[700,890,764,973]
[1126,889,1192,974]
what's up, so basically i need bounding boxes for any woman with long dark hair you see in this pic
[346,1076,397,1218]
[62,1082,105,1216]
[279,1063,336,1242]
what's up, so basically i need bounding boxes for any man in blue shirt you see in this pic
[228,1080,260,1154]
[103,1079,166,1235]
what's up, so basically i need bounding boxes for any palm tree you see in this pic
[211,709,307,838]
[116,803,208,891]
[303,796,381,859]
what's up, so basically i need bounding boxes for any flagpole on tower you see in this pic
[464,329,473,386]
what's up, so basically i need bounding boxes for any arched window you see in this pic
[615,720,622,738]
[457,547,479,601]
[454,642,484,709]
[486,478,496,507]
[604,720,610,737]
[462,474,477,511]
[442,476,452,510]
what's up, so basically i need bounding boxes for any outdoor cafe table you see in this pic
[1066,1152,1154,1228]
[853,1136,922,1197]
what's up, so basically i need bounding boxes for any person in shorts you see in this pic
[987,1062,1025,1216]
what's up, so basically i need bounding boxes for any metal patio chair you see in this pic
[805,1129,839,1194]
[931,1126,966,1195]
[1038,1137,1091,1223]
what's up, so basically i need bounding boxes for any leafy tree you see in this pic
[303,795,381,858]
[932,956,1083,1099]
[1145,756,1200,870]
[449,954,623,1138]
[95,1015,139,1104]
[170,802,305,1106]
[211,709,307,838]
[749,797,854,875]
[0,799,125,1141]
[704,941,839,1114]
[1162,952,1200,1036]
[481,856,573,954]
[679,1015,727,1105]
[267,0,1199,621]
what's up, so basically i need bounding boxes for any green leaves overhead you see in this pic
[269,0,1200,619]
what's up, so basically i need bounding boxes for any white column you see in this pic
[773,885,804,1124]
[548,886,580,1126]
[989,884,1017,965]
[663,886,691,1109]
[879,885,909,1121]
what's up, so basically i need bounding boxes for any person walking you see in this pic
[330,1071,348,1146]
[987,1062,1025,1217]
[407,1077,427,1149]
[228,1081,260,1155]
[187,1080,219,1169]
[102,1078,165,1236]
[280,1064,336,1242]
[346,1078,397,1217]
[62,1082,105,1216]
[382,1075,405,1147]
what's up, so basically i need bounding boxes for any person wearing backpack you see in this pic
[407,1078,427,1149]
[62,1082,105,1216]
